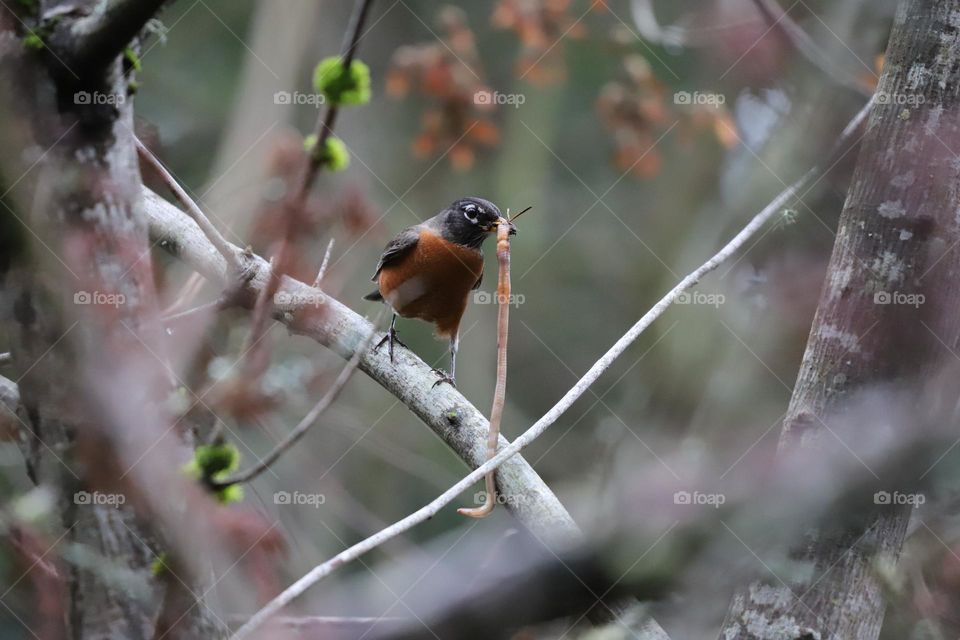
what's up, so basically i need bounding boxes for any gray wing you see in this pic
[371,226,421,281]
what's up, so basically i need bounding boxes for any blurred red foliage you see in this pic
[597,56,738,179]
[386,6,499,170]
[492,0,592,85]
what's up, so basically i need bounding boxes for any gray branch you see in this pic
[143,187,583,549]
[50,0,169,73]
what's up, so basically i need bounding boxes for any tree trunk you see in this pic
[0,3,222,638]
[721,0,960,638]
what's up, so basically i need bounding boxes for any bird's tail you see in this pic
[363,290,383,301]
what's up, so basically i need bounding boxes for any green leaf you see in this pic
[313,57,371,106]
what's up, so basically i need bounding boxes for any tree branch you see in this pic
[299,0,376,198]
[225,98,872,640]
[210,318,377,488]
[137,137,243,276]
[144,97,869,640]
[749,0,872,96]
[144,187,583,548]
[57,0,169,73]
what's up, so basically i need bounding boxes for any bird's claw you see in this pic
[431,369,456,388]
[373,327,407,363]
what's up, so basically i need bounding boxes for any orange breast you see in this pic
[378,229,483,337]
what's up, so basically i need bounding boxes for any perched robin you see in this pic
[364,197,516,386]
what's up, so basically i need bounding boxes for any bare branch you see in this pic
[136,137,243,276]
[298,0,377,199]
[59,0,169,73]
[161,299,222,324]
[227,99,873,640]
[210,316,379,488]
[749,0,873,96]
[144,187,582,547]
[312,238,335,288]
[244,0,376,370]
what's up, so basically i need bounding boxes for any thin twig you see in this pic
[750,0,872,96]
[229,98,875,640]
[162,271,207,316]
[313,238,335,288]
[298,0,376,201]
[211,313,380,488]
[136,137,242,275]
[161,299,223,323]
[458,223,512,518]
[242,0,374,390]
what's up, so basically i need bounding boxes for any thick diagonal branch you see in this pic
[54,0,169,73]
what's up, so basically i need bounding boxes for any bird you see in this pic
[364,197,516,387]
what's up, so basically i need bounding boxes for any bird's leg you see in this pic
[432,334,458,388]
[373,314,407,363]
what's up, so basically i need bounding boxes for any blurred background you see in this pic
[0,0,914,637]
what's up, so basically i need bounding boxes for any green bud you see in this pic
[313,57,371,105]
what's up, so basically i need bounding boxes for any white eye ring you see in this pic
[463,204,479,223]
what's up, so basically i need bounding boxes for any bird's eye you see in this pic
[462,204,479,223]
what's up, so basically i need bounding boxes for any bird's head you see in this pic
[441,197,516,248]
